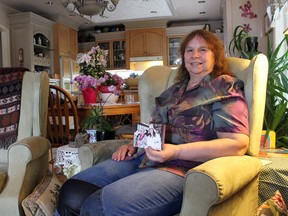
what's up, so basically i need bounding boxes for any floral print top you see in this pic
[142,74,250,176]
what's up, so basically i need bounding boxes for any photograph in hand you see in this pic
[133,123,166,150]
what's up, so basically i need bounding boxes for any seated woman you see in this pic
[56,29,249,216]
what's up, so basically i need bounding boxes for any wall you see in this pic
[0,3,18,67]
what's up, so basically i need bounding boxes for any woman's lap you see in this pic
[66,157,184,215]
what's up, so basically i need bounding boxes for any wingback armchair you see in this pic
[78,54,269,216]
[0,68,51,216]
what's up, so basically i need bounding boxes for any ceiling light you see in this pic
[61,0,120,17]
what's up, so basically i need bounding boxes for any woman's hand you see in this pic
[112,143,137,161]
[145,144,178,163]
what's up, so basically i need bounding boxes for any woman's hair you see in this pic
[175,29,233,82]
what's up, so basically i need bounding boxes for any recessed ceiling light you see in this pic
[45,1,53,5]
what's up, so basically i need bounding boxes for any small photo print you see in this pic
[133,123,166,150]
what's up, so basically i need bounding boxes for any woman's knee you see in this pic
[56,178,100,216]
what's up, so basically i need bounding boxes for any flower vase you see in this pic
[100,86,119,103]
[82,87,98,104]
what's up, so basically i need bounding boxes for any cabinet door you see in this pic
[146,29,163,56]
[69,28,78,59]
[58,24,70,57]
[97,41,111,69]
[129,31,146,57]
[167,36,182,67]
[112,40,126,68]
[129,28,164,57]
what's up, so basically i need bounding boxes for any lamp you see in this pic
[62,0,120,17]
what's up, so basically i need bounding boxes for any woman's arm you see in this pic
[145,132,249,163]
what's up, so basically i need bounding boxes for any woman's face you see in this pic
[184,36,215,77]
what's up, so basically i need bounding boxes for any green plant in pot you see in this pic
[81,105,115,141]
[229,25,259,59]
[263,34,288,148]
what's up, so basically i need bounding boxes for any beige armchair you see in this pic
[0,68,50,216]
[78,54,268,216]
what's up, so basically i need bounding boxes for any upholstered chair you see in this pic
[0,68,51,216]
[78,54,269,216]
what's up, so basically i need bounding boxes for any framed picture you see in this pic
[264,13,271,34]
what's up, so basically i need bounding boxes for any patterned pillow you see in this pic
[22,171,63,216]
[255,190,288,216]
[0,68,27,149]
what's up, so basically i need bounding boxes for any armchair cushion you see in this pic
[0,67,27,149]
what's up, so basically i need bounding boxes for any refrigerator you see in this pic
[59,56,80,95]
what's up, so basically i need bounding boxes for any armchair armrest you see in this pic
[180,156,262,216]
[78,139,131,171]
[1,136,50,203]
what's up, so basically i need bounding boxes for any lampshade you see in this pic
[62,0,119,17]
[75,0,105,16]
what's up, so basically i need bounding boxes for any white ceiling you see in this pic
[1,0,223,30]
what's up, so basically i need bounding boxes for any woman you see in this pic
[56,29,249,216]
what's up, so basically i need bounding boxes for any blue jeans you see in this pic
[56,154,184,216]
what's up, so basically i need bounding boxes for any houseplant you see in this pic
[229,25,259,59]
[72,46,124,103]
[263,34,288,148]
[81,105,115,141]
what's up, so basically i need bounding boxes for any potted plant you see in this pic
[229,25,259,59]
[81,105,116,141]
[263,34,288,148]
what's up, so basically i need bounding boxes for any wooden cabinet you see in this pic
[9,12,54,75]
[167,36,182,67]
[97,39,126,69]
[53,23,78,76]
[92,31,127,70]
[127,28,166,57]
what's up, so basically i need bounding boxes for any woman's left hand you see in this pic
[145,144,178,163]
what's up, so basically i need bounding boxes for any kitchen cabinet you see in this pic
[127,28,166,57]
[97,40,126,69]
[93,31,127,70]
[9,12,54,75]
[167,36,182,67]
[54,23,78,76]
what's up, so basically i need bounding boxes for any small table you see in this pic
[258,157,288,205]
[77,102,141,126]
[54,145,81,178]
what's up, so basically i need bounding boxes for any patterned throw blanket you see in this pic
[0,68,27,149]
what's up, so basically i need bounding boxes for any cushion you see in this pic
[22,171,63,216]
[0,67,27,149]
[255,190,288,216]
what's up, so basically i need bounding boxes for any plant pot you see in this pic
[96,130,115,141]
[101,93,119,103]
[245,37,258,52]
[82,87,98,104]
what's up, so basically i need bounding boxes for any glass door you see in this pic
[112,40,126,68]
[97,41,111,69]
[167,36,182,67]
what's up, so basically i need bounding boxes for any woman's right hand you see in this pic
[111,142,137,161]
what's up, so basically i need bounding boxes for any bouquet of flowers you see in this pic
[77,46,108,78]
[72,46,125,94]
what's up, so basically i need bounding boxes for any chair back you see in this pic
[47,85,79,148]
[138,54,268,157]
[0,68,49,162]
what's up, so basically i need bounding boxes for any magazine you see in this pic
[133,123,166,150]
